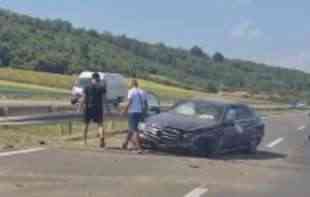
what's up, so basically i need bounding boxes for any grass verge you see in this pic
[0,80,70,100]
[0,119,128,150]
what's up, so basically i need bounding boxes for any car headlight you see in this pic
[139,133,145,138]
[138,123,146,131]
[183,133,193,139]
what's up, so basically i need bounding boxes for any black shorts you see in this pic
[128,113,143,131]
[84,107,103,124]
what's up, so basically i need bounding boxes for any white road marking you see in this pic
[0,147,46,158]
[298,126,306,131]
[266,138,284,148]
[184,187,208,197]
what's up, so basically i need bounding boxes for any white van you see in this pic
[72,71,128,106]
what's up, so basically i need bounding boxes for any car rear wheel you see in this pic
[245,137,259,154]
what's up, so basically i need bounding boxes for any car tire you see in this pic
[142,140,157,150]
[245,137,259,154]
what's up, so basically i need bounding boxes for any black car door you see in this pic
[221,107,240,149]
[234,105,257,147]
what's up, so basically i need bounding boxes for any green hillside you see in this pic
[0,8,310,102]
[0,68,277,105]
[0,68,198,100]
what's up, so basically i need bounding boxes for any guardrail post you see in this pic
[68,121,72,136]
[48,105,57,113]
[59,124,65,136]
[0,107,9,117]
[110,120,115,132]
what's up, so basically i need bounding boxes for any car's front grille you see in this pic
[144,127,182,144]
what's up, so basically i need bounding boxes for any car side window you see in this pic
[146,92,160,107]
[235,106,255,121]
[225,108,237,122]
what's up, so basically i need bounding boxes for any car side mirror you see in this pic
[224,119,235,126]
[224,110,237,125]
[148,106,161,115]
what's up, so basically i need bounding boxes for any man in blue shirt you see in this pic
[122,79,148,153]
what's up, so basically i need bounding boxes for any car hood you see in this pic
[145,112,219,132]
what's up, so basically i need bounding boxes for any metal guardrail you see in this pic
[0,111,82,123]
[0,111,124,125]
[0,104,172,126]
[0,103,300,127]
[0,101,172,116]
[0,104,74,117]
[0,111,126,136]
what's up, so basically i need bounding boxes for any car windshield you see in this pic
[146,93,160,107]
[172,102,223,121]
[79,78,91,88]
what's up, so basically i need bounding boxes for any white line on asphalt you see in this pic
[0,147,46,158]
[266,138,284,148]
[298,126,306,131]
[184,187,208,197]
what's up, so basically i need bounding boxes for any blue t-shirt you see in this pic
[127,87,146,113]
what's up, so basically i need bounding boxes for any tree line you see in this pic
[0,8,310,102]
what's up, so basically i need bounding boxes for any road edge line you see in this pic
[298,126,306,131]
[0,147,46,157]
[184,187,208,197]
[266,138,284,148]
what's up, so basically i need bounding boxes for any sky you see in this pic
[1,0,309,72]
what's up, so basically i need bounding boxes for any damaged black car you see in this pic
[139,100,265,157]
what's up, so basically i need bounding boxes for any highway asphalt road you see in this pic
[0,111,310,197]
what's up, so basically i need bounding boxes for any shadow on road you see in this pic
[105,147,287,161]
[215,151,287,161]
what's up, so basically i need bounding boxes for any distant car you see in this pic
[289,101,306,109]
[139,100,265,157]
[71,71,128,107]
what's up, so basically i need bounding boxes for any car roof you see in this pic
[79,71,125,79]
[179,99,248,108]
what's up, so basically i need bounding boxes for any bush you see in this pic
[207,82,219,93]
[212,52,224,63]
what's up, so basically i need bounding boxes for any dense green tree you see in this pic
[190,46,206,57]
[213,52,225,62]
[207,82,219,93]
[1,8,310,101]
[0,44,10,66]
